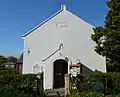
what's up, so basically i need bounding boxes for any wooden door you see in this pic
[53,59,68,88]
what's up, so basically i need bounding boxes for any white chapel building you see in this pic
[22,5,106,89]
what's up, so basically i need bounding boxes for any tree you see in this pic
[0,55,18,75]
[0,55,7,65]
[91,0,120,67]
[0,55,7,70]
[7,56,18,63]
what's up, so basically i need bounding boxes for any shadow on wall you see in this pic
[82,64,93,78]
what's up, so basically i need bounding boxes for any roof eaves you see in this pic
[66,10,94,27]
[22,8,63,37]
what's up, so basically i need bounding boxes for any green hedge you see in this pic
[89,71,120,95]
[68,91,104,97]
[68,91,120,97]
[0,74,42,97]
[69,71,120,96]
[0,87,29,97]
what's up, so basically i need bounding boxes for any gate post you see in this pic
[37,72,44,97]
[40,72,44,96]
[65,74,70,97]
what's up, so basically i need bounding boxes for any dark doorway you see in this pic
[53,59,68,88]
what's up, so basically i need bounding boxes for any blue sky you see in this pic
[0,0,108,57]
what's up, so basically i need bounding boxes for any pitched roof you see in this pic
[17,53,23,64]
[22,5,67,37]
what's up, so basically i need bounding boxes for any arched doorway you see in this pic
[53,59,68,88]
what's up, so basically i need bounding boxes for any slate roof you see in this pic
[17,53,23,64]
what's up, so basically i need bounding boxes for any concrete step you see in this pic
[45,88,65,97]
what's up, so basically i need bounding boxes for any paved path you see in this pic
[44,88,65,97]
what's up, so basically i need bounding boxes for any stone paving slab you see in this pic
[45,88,65,97]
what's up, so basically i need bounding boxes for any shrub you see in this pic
[0,87,29,97]
[0,73,43,97]
[70,74,88,93]
[70,71,120,96]
[68,91,104,97]
[88,71,120,95]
